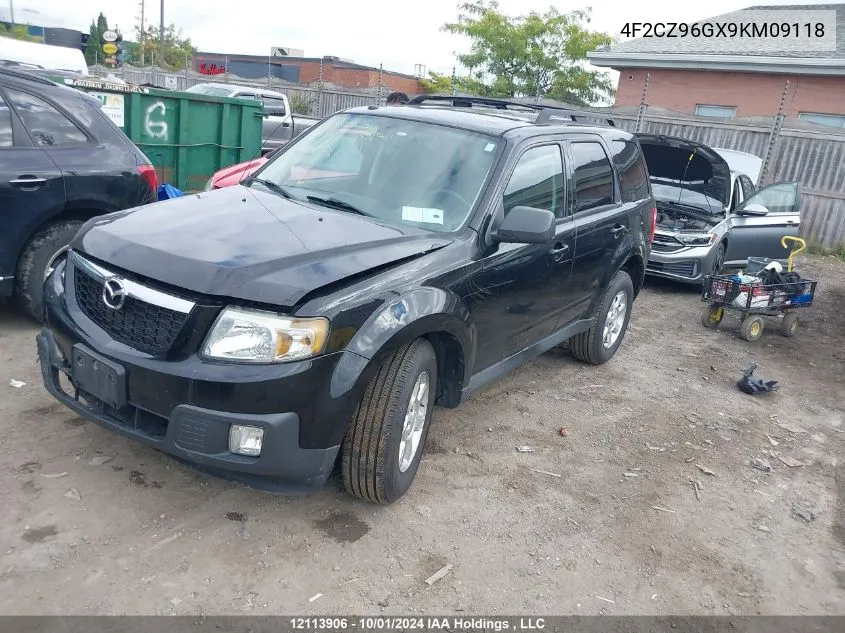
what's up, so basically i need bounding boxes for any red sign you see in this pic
[198,62,225,75]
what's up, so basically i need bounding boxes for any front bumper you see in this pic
[646,243,717,284]
[35,261,356,494]
[37,328,339,493]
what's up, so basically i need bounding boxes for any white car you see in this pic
[638,133,800,285]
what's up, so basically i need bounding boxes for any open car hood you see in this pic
[635,134,732,209]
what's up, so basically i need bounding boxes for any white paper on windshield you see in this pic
[402,206,444,225]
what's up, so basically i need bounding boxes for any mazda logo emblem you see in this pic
[102,277,127,310]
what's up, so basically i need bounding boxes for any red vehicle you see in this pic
[203,154,269,191]
[204,138,364,191]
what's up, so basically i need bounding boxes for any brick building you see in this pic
[192,52,421,94]
[588,4,845,128]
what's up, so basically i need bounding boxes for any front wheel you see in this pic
[342,338,438,504]
[569,270,634,365]
[16,220,84,322]
[740,315,765,342]
[701,305,725,329]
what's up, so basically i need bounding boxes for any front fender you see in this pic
[329,287,475,405]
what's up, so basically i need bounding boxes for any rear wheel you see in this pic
[780,311,799,337]
[701,305,724,329]
[342,338,438,504]
[569,270,634,365]
[16,220,83,323]
[740,315,765,342]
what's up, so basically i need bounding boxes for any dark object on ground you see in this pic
[737,363,779,395]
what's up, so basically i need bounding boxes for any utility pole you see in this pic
[9,0,14,24]
[159,0,165,69]
[138,0,146,66]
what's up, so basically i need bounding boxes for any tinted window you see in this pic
[262,96,287,114]
[571,141,614,212]
[503,145,565,217]
[0,93,12,147]
[609,139,649,202]
[6,88,87,146]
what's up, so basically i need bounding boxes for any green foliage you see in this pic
[418,71,491,96]
[290,93,314,116]
[442,1,614,105]
[83,13,108,66]
[0,23,42,42]
[138,24,196,70]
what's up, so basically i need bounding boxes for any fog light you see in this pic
[229,424,264,456]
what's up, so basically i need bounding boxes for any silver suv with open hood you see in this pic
[637,133,801,284]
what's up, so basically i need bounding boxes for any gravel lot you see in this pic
[1,256,843,616]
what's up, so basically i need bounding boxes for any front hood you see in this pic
[211,157,267,188]
[635,133,731,209]
[72,185,452,307]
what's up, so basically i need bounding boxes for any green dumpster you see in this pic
[51,76,263,192]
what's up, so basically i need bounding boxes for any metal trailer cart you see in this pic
[700,237,817,342]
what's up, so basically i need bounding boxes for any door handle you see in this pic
[10,176,47,186]
[610,224,626,237]
[549,242,569,261]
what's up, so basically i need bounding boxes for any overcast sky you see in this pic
[1,0,840,76]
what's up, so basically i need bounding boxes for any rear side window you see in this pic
[571,141,615,212]
[262,96,287,114]
[6,88,88,147]
[0,93,12,147]
[503,145,566,218]
[609,139,649,202]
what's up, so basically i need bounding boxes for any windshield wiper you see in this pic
[250,178,294,199]
[306,195,372,217]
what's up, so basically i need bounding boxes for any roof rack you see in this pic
[406,93,615,127]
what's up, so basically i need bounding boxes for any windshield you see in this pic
[651,181,724,215]
[185,85,233,97]
[251,113,500,232]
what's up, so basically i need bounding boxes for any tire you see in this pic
[780,311,799,337]
[342,338,438,504]
[15,220,83,323]
[701,305,724,329]
[569,270,634,365]
[740,315,765,342]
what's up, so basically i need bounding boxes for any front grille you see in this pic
[647,260,699,278]
[73,262,191,356]
[651,233,683,253]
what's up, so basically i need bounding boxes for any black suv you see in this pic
[36,95,656,504]
[0,69,157,320]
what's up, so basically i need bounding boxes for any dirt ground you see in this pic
[0,255,843,616]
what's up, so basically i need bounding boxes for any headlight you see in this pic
[677,233,716,247]
[202,307,329,363]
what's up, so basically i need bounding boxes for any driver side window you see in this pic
[503,145,565,218]
[743,182,799,214]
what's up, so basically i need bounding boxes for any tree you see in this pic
[0,23,42,42]
[442,1,614,106]
[138,24,195,70]
[418,70,490,95]
[83,13,108,66]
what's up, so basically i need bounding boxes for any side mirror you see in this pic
[491,206,555,244]
[740,202,769,216]
[264,107,287,118]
